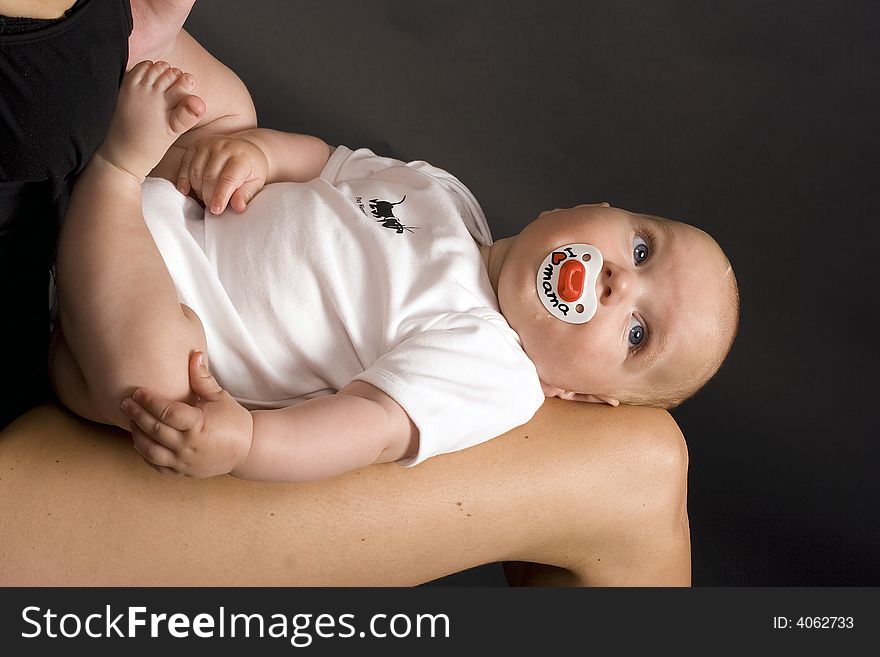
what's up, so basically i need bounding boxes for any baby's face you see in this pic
[497,204,731,403]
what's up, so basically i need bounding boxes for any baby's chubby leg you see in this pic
[54,62,208,429]
[101,60,206,182]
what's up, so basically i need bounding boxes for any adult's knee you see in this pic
[584,408,691,583]
[617,408,689,527]
[568,406,689,536]
[634,410,688,492]
[617,411,691,584]
[530,405,691,585]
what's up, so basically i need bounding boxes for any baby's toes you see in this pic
[168,94,205,136]
[165,71,196,105]
[141,60,172,86]
[155,66,185,92]
[124,59,155,85]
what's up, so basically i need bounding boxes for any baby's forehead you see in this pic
[647,214,724,262]
[638,211,697,234]
[650,255,735,378]
[610,208,706,243]
[636,314,728,401]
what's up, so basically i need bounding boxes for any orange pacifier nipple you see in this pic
[557,260,586,302]
[536,244,603,324]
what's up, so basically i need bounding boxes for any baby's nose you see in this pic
[599,265,635,305]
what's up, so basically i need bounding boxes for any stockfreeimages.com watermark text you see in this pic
[21,605,450,646]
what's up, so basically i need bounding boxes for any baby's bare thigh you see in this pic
[49,303,207,428]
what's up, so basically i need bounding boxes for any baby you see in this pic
[53,62,739,481]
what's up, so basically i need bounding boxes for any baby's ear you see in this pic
[541,383,619,406]
[563,392,619,406]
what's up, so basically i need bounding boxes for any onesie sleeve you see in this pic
[320,145,493,246]
[352,312,546,466]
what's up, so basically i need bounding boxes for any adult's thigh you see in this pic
[0,400,684,585]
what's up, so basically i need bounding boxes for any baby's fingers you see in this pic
[123,388,201,431]
[229,179,263,213]
[132,425,180,472]
[178,144,212,199]
[206,158,252,215]
[176,144,197,196]
[147,460,180,476]
[122,396,185,452]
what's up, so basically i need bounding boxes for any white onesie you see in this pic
[142,146,544,466]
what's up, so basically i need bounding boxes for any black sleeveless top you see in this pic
[0,0,132,427]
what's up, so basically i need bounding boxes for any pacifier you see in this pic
[536,244,603,324]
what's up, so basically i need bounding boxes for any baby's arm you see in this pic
[240,381,418,481]
[232,129,333,184]
[175,129,333,214]
[121,354,418,481]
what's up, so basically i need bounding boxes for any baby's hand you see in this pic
[176,134,269,214]
[121,351,253,478]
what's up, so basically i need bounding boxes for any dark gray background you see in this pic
[184,0,879,586]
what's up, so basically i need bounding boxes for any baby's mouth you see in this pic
[535,244,603,324]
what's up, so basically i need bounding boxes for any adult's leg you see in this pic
[0,399,689,586]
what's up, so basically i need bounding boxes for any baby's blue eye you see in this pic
[629,316,645,347]
[633,235,650,265]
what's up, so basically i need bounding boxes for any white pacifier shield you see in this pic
[536,244,603,324]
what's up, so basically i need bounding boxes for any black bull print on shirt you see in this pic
[369,195,418,234]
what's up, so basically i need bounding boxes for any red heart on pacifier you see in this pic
[551,252,567,266]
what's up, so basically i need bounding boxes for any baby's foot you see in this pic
[98,60,205,181]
